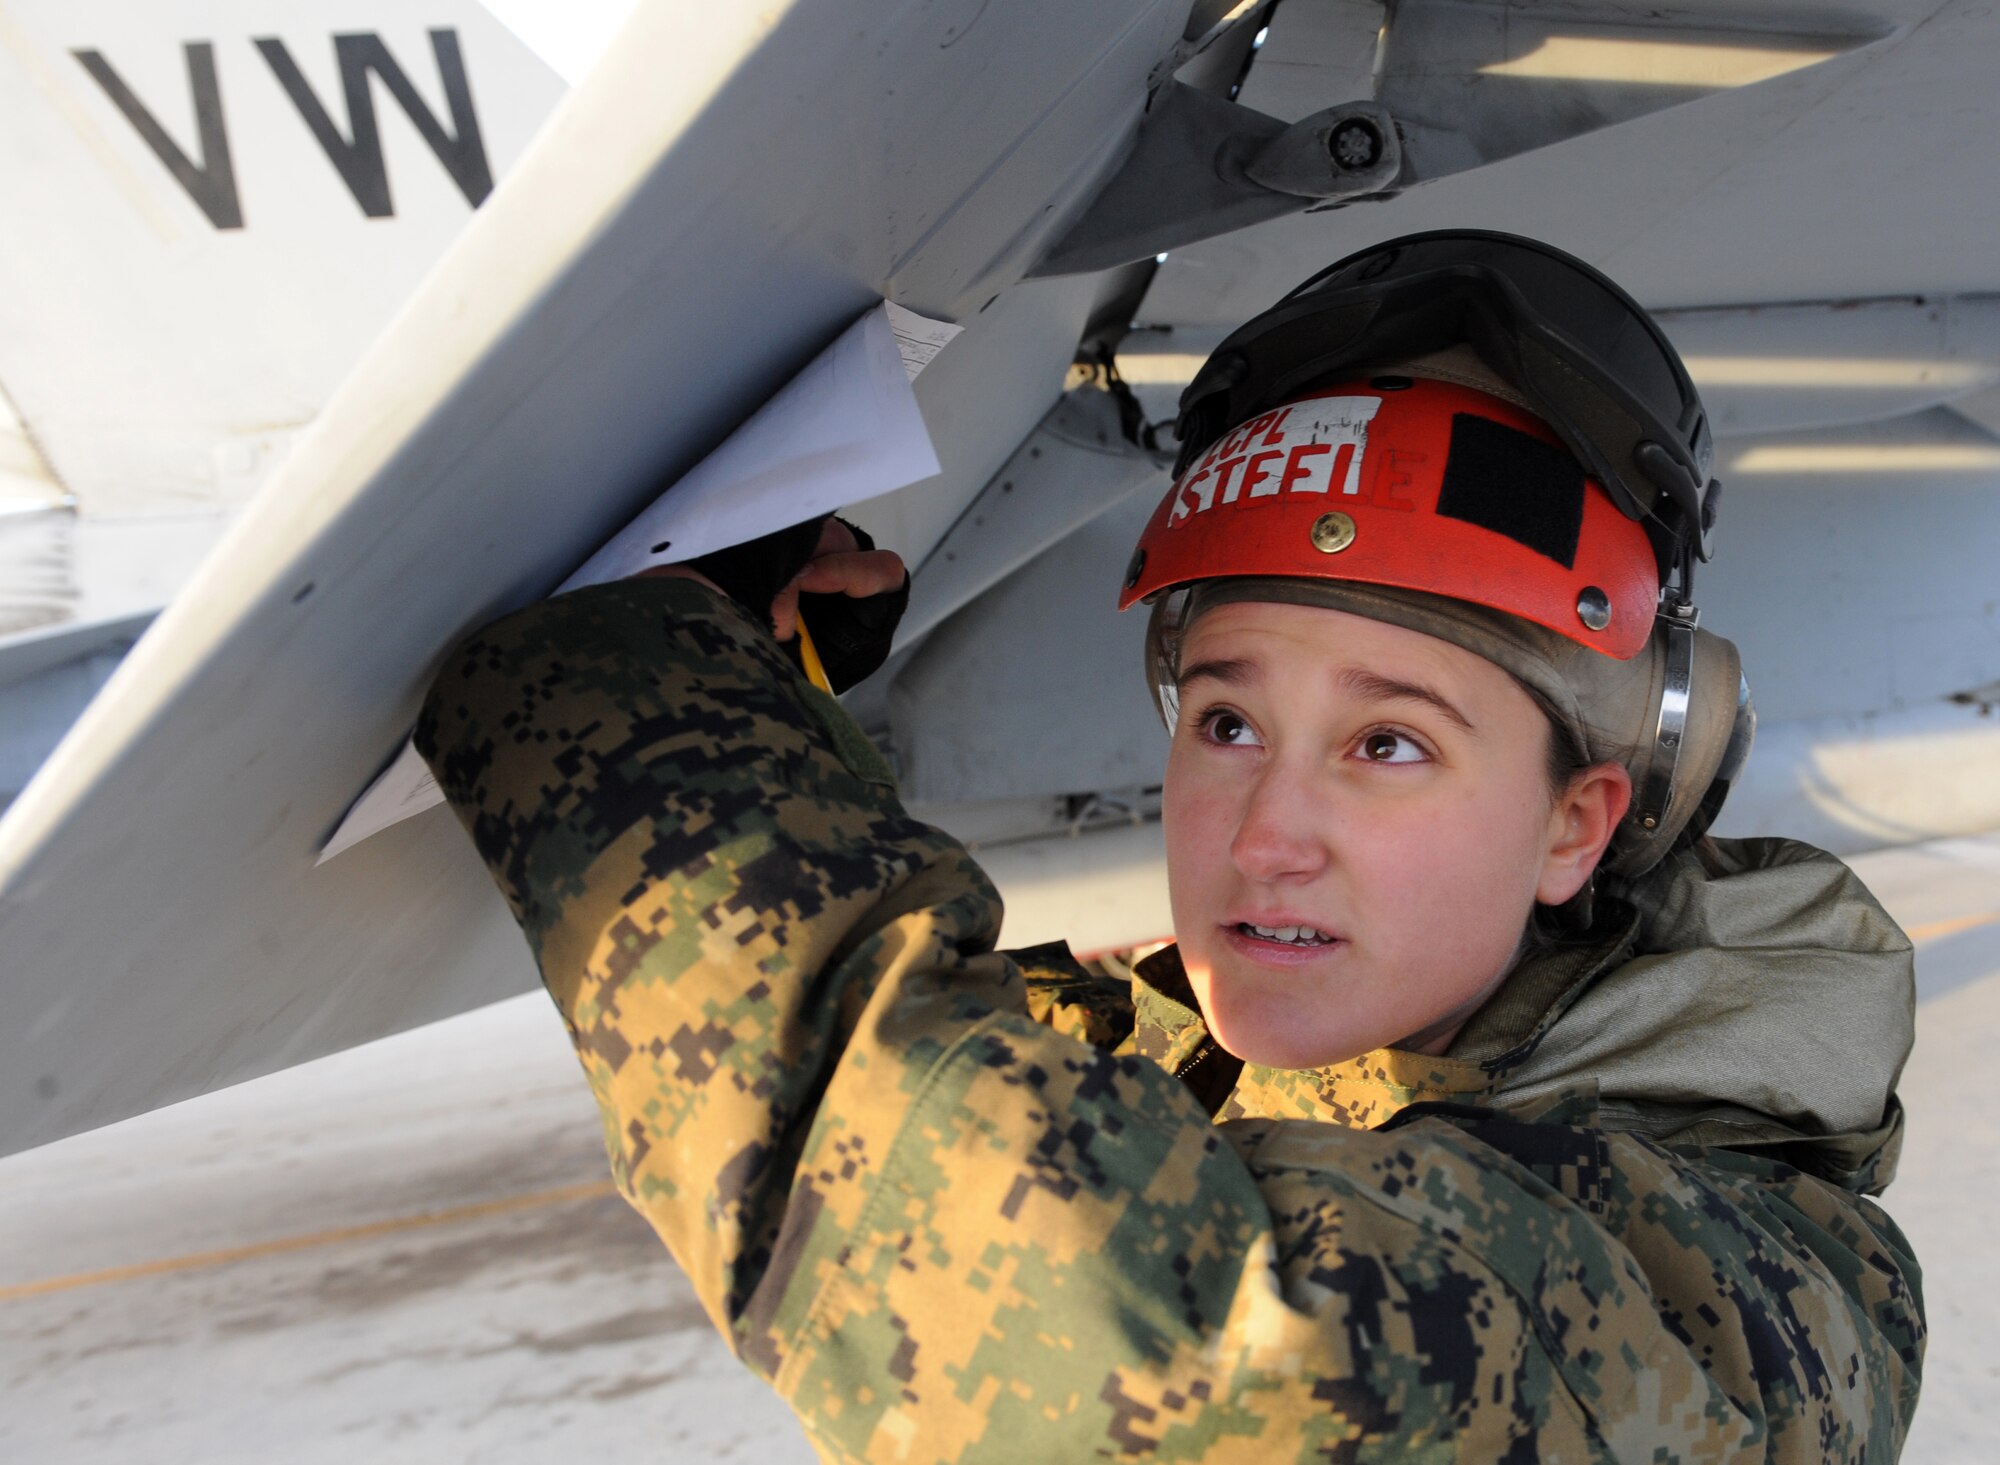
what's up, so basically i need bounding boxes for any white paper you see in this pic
[558,300,944,586]
[885,300,963,381]
[316,739,442,864]
[319,300,956,864]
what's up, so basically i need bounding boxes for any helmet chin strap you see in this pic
[1636,608,1696,836]
[1633,499,1706,832]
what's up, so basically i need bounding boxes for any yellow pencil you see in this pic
[795,615,833,693]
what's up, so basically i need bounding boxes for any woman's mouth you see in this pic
[1234,922,1338,949]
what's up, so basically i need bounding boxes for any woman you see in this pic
[417,233,1923,1459]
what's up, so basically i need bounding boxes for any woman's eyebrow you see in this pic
[1177,656,1258,690]
[1335,667,1476,731]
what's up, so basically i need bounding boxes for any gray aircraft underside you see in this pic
[5,0,2000,1155]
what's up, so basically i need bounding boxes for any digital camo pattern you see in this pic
[418,578,1924,1462]
[1122,952,1507,1129]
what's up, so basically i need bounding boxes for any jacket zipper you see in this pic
[1174,1040,1218,1084]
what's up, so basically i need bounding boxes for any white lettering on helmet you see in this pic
[1167,396,1383,525]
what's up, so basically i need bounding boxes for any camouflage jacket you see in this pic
[419,577,1925,1462]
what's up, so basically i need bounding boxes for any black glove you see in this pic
[683,515,909,693]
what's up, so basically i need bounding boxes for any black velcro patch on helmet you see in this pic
[1434,413,1584,568]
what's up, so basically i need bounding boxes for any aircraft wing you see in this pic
[0,0,1188,1153]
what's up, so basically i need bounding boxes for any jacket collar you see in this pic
[1127,838,1915,1194]
[1131,906,1638,1128]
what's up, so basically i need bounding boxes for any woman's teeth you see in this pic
[1241,923,1334,946]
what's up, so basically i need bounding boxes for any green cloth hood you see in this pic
[1136,837,1916,1195]
[1470,836,1916,1194]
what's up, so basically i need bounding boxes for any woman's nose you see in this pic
[1229,765,1329,884]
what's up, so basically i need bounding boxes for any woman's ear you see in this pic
[1537,762,1632,905]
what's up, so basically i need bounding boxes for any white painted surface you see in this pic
[0,386,64,510]
[1,613,161,818]
[986,819,1172,956]
[0,0,1176,1154]
[1696,410,2000,726]
[1143,0,1998,322]
[478,0,637,86]
[316,300,956,864]
[896,386,1162,648]
[0,1,565,518]
[0,509,231,640]
[1117,297,2000,441]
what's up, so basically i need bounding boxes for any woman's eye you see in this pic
[1359,730,1426,764]
[1198,709,1261,747]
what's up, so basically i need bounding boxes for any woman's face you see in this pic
[1162,600,1627,1068]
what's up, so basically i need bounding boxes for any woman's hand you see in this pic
[637,518,904,644]
[770,518,906,643]
[633,515,909,692]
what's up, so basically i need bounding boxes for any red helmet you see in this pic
[1119,375,1659,661]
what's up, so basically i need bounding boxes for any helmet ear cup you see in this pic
[1681,672,1757,851]
[1602,623,1747,878]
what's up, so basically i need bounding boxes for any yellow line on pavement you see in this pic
[0,1178,619,1303]
[1907,911,2000,945]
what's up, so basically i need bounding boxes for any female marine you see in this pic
[418,232,1922,1460]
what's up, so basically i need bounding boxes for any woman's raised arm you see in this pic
[416,575,1919,1463]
